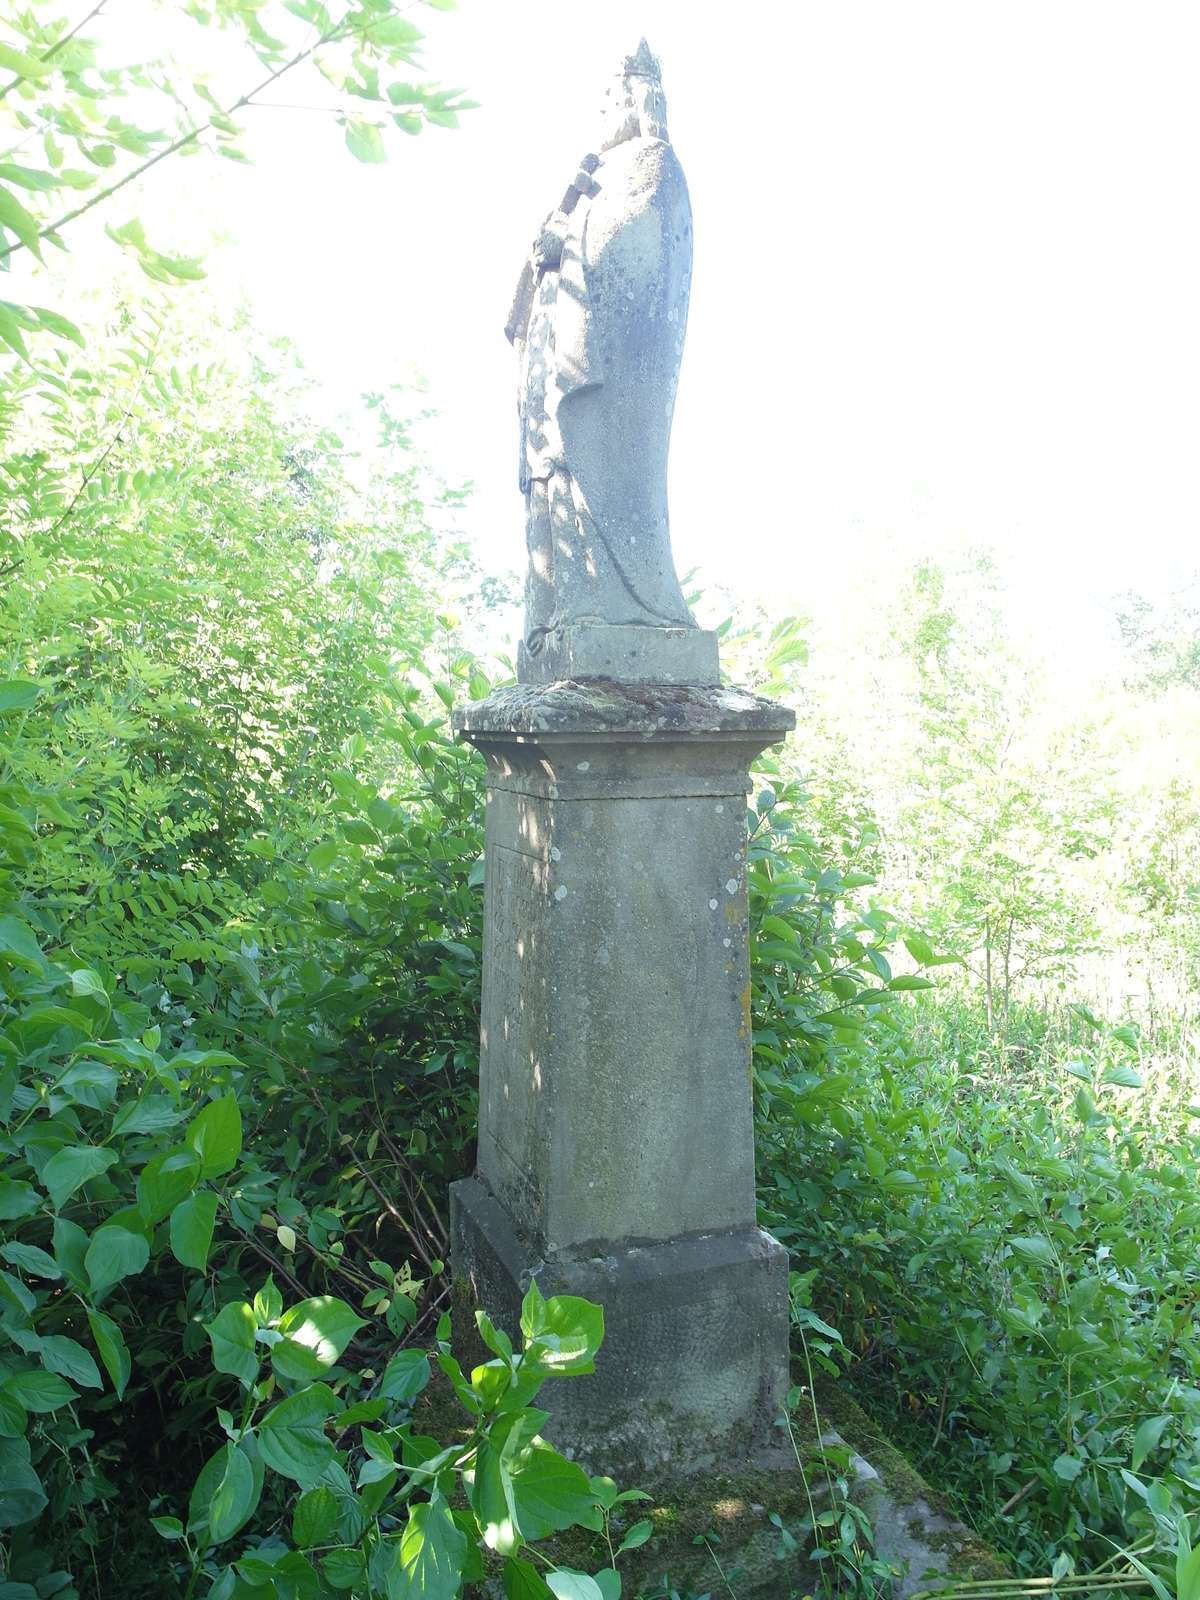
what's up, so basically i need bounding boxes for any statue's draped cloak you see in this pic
[517,136,696,630]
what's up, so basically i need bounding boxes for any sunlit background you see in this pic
[19,0,1200,669]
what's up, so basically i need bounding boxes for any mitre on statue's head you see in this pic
[622,38,661,82]
[601,40,668,147]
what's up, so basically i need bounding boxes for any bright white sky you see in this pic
[32,0,1200,666]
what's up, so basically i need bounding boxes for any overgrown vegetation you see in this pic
[1,3,1198,1597]
[738,589,1200,1588]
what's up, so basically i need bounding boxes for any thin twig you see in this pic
[44,318,163,537]
[403,1281,450,1346]
[0,19,346,264]
[931,1373,950,1450]
[0,0,109,105]
[231,1226,309,1300]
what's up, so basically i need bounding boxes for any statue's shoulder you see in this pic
[595,136,689,217]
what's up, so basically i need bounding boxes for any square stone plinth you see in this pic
[451,1176,791,1477]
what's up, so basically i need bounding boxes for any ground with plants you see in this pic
[1,3,1198,1598]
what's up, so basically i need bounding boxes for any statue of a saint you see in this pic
[506,42,699,661]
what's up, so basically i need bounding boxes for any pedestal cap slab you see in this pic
[454,678,793,736]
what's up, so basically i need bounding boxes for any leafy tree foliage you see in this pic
[2,2,1199,1594]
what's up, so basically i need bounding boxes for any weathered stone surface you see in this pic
[454,691,792,1255]
[450,684,795,1470]
[453,678,794,739]
[507,41,702,669]
[454,41,798,1484]
[452,1176,790,1477]
[517,622,720,687]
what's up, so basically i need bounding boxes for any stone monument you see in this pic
[451,42,795,1474]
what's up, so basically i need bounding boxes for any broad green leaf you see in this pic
[0,1270,34,1322]
[1131,1414,1171,1472]
[292,1483,338,1547]
[0,1242,59,1280]
[510,1441,597,1540]
[1101,1062,1143,1089]
[473,1435,521,1554]
[0,1389,27,1437]
[151,1515,185,1540]
[188,1440,261,1545]
[31,306,84,345]
[111,1095,187,1137]
[207,1442,256,1544]
[393,1494,467,1600]
[271,1296,365,1382]
[54,1218,89,1288]
[321,1548,365,1590]
[38,1336,101,1389]
[379,1348,430,1403]
[55,1060,117,1111]
[1009,1234,1059,1269]
[85,1225,149,1297]
[0,186,41,258]
[0,1181,39,1221]
[504,1558,554,1599]
[0,917,44,972]
[0,43,52,81]
[137,1145,200,1224]
[344,119,386,163]
[204,1301,258,1386]
[306,840,338,872]
[1177,1540,1200,1600]
[258,1382,338,1487]
[0,1439,46,1528]
[88,1310,131,1398]
[69,968,107,999]
[0,679,40,713]
[546,1572,604,1600]
[169,1190,218,1269]
[616,1518,653,1554]
[0,1370,77,1413]
[186,1094,242,1178]
[1052,1453,1084,1482]
[42,1145,118,1210]
[253,1274,283,1326]
[523,1293,603,1375]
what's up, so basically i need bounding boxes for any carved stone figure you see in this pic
[506,42,700,664]
[451,42,794,1487]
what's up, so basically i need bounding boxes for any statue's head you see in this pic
[599,38,669,150]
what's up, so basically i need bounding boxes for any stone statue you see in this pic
[506,41,699,664]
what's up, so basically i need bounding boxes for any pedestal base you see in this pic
[517,623,720,686]
[451,1175,791,1478]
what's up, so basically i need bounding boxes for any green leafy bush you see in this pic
[160,1278,642,1600]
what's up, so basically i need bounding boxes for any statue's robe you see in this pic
[513,135,696,636]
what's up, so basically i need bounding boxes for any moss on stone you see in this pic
[408,1360,1007,1598]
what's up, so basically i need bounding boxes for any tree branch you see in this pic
[0,19,344,264]
[0,0,110,106]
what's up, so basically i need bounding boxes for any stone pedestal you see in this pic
[450,680,795,1474]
